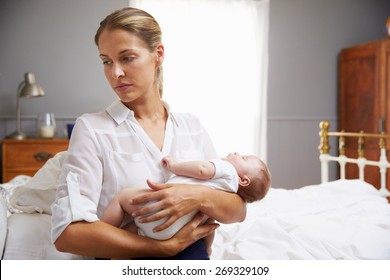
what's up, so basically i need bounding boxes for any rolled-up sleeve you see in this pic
[51,117,103,242]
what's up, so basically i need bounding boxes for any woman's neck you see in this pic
[126,96,168,151]
[132,99,166,122]
[122,90,166,121]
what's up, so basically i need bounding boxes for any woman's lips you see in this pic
[115,83,132,92]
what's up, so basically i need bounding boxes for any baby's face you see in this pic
[224,152,259,177]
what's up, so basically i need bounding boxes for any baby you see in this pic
[102,152,271,252]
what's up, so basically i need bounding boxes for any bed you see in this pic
[1,121,390,260]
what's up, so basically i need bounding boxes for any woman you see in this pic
[52,7,246,259]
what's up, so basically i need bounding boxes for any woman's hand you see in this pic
[130,179,246,232]
[130,180,201,232]
[162,212,219,256]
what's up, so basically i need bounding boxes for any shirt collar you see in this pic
[162,101,179,127]
[105,99,179,127]
[105,99,133,125]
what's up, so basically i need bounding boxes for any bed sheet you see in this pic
[211,179,390,260]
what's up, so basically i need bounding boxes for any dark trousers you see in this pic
[137,239,209,260]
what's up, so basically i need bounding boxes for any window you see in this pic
[129,0,269,159]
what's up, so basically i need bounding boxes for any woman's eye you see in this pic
[102,60,112,65]
[122,56,135,62]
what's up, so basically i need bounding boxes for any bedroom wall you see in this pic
[1,0,390,188]
[0,0,127,138]
[268,0,390,188]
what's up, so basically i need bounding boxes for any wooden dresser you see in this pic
[1,139,69,183]
[338,39,390,190]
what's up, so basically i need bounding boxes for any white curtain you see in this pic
[129,0,269,160]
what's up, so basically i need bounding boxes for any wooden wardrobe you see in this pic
[338,39,390,189]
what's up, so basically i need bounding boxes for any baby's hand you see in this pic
[161,156,176,171]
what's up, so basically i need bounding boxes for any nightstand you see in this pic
[1,139,69,183]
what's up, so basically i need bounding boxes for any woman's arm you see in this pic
[130,181,246,233]
[55,213,219,259]
[196,185,246,223]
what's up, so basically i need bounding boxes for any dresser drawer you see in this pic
[2,139,69,183]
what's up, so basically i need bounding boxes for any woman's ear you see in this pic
[239,176,250,187]
[155,44,165,67]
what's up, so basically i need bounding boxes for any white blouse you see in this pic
[51,99,218,242]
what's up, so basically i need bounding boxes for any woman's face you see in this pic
[97,28,163,104]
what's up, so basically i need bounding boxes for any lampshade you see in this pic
[6,72,45,140]
[19,73,45,98]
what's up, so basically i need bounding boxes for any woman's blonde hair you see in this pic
[95,7,164,97]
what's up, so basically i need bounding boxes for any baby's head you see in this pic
[223,153,271,203]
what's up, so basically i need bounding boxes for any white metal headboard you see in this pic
[319,120,390,197]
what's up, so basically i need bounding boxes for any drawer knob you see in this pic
[33,152,52,161]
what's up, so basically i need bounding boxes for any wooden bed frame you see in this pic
[319,120,390,198]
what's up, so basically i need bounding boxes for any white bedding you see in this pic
[1,152,390,260]
[211,180,390,260]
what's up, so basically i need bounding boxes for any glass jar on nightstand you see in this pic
[37,113,56,139]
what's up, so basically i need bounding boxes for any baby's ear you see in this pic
[239,176,250,187]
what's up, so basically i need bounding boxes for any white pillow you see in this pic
[3,213,81,260]
[9,151,67,214]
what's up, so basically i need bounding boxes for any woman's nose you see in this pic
[112,63,125,79]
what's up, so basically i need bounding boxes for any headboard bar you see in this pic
[319,120,390,197]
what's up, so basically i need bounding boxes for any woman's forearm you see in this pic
[54,220,167,259]
[197,186,246,224]
[55,215,219,259]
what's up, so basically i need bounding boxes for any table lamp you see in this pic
[386,16,390,38]
[6,72,45,140]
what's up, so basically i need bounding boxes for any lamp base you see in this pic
[5,131,28,140]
